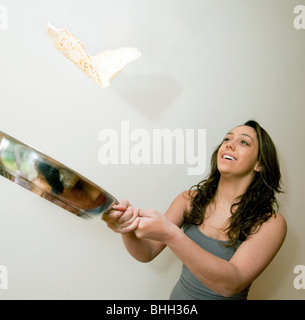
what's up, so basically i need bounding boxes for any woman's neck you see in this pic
[214,175,252,207]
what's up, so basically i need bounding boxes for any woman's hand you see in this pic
[102,199,140,233]
[134,208,179,244]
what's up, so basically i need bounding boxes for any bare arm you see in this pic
[102,192,190,262]
[135,209,287,297]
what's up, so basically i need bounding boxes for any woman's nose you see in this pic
[226,140,235,150]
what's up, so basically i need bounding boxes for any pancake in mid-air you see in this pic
[46,22,141,88]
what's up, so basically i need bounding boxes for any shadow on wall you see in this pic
[113,73,182,121]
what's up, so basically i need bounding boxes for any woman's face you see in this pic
[217,125,260,178]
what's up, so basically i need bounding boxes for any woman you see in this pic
[102,120,287,300]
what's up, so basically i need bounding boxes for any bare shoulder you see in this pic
[230,212,287,289]
[180,190,192,201]
[258,212,287,239]
[164,190,193,227]
[181,189,198,210]
[245,212,287,251]
[272,212,287,229]
[173,190,192,210]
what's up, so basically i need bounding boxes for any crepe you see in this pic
[46,22,141,87]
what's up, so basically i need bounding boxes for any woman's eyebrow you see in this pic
[226,132,254,141]
[241,133,254,141]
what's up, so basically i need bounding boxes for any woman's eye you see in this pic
[241,140,249,145]
[223,138,230,142]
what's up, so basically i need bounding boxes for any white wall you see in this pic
[0,0,304,299]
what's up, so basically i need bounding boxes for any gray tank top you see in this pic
[169,224,250,300]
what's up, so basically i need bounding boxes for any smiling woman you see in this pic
[184,120,283,248]
[218,126,260,177]
[102,120,287,300]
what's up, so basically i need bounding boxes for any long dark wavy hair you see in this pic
[183,120,283,248]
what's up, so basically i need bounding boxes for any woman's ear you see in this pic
[254,162,262,172]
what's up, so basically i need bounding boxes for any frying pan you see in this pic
[0,131,118,219]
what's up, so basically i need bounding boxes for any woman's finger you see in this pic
[118,199,131,208]
[102,210,124,223]
[118,206,136,225]
[119,217,140,234]
[112,204,128,212]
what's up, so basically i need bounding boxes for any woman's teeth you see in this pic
[223,155,235,160]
